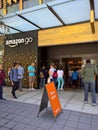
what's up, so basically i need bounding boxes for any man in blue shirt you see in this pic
[10,62,19,99]
[28,62,36,90]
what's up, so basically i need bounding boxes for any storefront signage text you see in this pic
[6,37,34,47]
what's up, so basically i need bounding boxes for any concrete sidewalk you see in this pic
[3,87,98,115]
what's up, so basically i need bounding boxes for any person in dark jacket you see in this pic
[39,66,47,88]
[10,62,19,99]
[0,64,6,100]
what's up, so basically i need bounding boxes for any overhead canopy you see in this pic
[0,0,97,35]
[48,0,90,24]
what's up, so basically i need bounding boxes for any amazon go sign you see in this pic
[6,37,34,48]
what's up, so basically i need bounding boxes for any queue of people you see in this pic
[0,61,66,100]
[0,59,98,106]
[39,60,98,106]
[39,63,64,90]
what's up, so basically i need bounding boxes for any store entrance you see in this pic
[62,57,82,88]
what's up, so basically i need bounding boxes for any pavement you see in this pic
[0,86,98,130]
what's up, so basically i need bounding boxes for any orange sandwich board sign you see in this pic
[37,82,62,117]
[46,82,62,117]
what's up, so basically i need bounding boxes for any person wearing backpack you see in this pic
[52,66,58,87]
[48,63,55,81]
[49,63,57,85]
[57,66,64,90]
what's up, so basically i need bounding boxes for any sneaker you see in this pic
[60,88,64,91]
[84,101,88,104]
[0,97,6,100]
[32,88,36,91]
[28,88,31,91]
[14,96,17,99]
[19,88,23,91]
[92,103,96,106]
[1,98,6,100]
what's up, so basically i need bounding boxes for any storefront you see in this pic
[38,23,98,89]
[38,21,98,66]
[0,0,98,89]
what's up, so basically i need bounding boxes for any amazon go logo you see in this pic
[24,37,33,45]
[6,37,34,48]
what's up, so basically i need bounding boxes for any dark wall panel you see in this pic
[4,31,38,87]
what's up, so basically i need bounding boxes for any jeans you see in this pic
[0,85,3,99]
[39,78,46,88]
[84,80,96,103]
[52,78,57,86]
[72,79,78,88]
[12,81,18,97]
[57,77,64,90]
[18,79,23,89]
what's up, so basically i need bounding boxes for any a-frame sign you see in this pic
[38,82,62,117]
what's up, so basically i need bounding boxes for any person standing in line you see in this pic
[18,63,24,91]
[0,64,6,100]
[52,65,58,87]
[68,68,73,87]
[57,66,64,90]
[78,69,84,88]
[48,63,56,83]
[72,69,79,88]
[10,62,19,99]
[28,62,36,91]
[8,67,11,81]
[82,59,98,106]
[39,65,47,89]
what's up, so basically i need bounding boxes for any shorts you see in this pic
[29,76,36,84]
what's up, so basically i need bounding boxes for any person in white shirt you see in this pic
[18,63,24,91]
[57,66,64,90]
